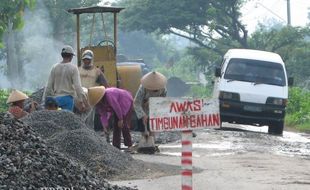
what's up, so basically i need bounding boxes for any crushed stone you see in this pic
[0,113,136,190]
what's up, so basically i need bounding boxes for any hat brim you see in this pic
[6,90,29,104]
[82,55,92,60]
[88,86,106,106]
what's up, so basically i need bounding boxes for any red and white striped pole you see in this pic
[181,130,193,190]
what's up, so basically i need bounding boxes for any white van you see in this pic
[214,49,293,135]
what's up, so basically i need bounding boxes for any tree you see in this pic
[0,0,36,88]
[0,0,102,89]
[42,0,100,43]
[118,0,248,55]
[249,24,308,54]
[118,31,175,66]
[249,25,310,87]
[0,0,35,48]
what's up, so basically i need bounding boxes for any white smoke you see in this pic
[21,1,63,90]
[0,60,10,88]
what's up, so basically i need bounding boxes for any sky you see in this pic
[241,0,310,33]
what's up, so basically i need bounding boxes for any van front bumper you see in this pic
[219,99,286,126]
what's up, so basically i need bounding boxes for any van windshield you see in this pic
[224,58,286,86]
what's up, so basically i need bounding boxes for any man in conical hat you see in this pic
[133,71,167,153]
[7,89,37,119]
[88,86,133,151]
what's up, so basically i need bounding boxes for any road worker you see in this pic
[88,86,133,151]
[7,89,37,119]
[78,49,108,131]
[133,71,167,154]
[43,45,86,111]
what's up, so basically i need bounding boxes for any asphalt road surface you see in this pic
[113,123,310,190]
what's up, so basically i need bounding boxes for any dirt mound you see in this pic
[0,113,135,190]
[166,76,189,97]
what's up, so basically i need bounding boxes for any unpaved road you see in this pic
[113,123,310,190]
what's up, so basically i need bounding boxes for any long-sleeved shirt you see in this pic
[96,87,133,126]
[44,62,85,101]
[133,85,167,119]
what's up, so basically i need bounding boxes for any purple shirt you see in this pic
[96,87,133,126]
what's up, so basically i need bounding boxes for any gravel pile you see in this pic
[23,110,85,131]
[0,113,136,190]
[21,110,141,179]
[28,87,45,104]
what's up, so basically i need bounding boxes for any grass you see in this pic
[296,122,310,132]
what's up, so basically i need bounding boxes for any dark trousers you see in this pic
[137,118,150,132]
[94,111,103,131]
[112,107,133,149]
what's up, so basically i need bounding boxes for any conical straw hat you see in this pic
[141,71,167,90]
[6,89,29,104]
[87,86,105,106]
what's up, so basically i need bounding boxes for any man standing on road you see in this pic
[78,49,108,130]
[44,45,86,111]
[133,71,167,153]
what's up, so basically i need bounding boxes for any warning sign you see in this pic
[149,97,220,132]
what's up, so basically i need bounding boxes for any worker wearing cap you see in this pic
[43,45,86,111]
[133,71,167,153]
[79,50,108,88]
[78,49,108,130]
[7,90,37,119]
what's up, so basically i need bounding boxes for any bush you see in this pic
[188,84,212,98]
[286,87,310,131]
[0,89,10,112]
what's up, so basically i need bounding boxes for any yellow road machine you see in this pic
[67,6,142,96]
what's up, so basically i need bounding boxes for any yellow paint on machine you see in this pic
[117,65,142,96]
[81,46,118,87]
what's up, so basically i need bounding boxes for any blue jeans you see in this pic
[55,95,74,111]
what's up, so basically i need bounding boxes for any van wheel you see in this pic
[268,121,284,135]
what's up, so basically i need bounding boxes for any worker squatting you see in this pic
[149,113,220,131]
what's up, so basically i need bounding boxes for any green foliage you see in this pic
[118,31,174,66]
[249,25,306,52]
[285,87,310,131]
[0,0,36,48]
[0,89,10,112]
[42,0,100,43]
[295,122,310,132]
[154,53,197,81]
[188,85,212,98]
[249,25,310,88]
[153,51,213,98]
[118,0,248,54]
